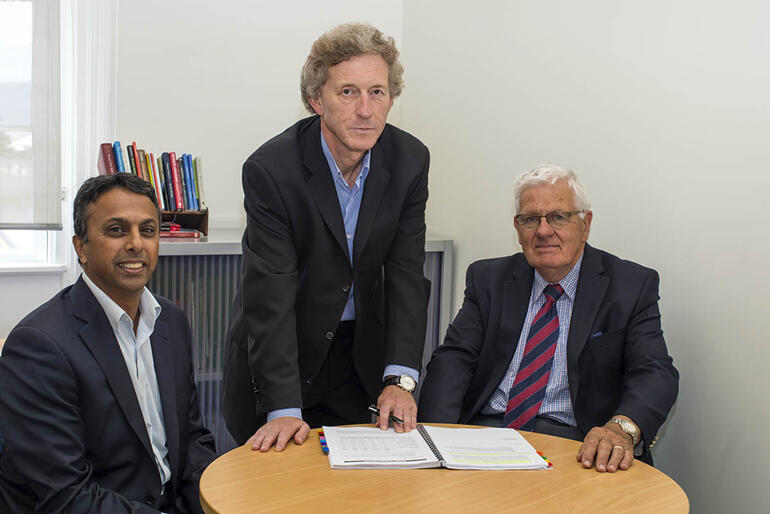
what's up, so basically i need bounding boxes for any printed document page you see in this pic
[323,426,440,469]
[421,426,549,470]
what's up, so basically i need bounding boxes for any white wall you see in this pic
[400,1,769,512]
[0,273,62,336]
[116,0,404,229]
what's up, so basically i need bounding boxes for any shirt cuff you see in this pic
[382,365,419,384]
[267,408,302,422]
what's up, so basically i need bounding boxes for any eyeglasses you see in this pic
[515,210,584,230]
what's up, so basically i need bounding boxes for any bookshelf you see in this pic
[162,208,209,235]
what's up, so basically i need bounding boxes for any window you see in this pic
[0,0,61,266]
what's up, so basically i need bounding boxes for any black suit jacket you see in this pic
[224,116,431,443]
[0,278,216,513]
[418,245,678,461]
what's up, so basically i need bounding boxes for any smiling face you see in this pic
[515,180,593,283]
[308,53,393,167]
[73,188,159,315]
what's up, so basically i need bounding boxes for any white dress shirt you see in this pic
[81,272,171,488]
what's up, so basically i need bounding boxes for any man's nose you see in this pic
[535,216,555,236]
[356,95,372,117]
[125,228,143,251]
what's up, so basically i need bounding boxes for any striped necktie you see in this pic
[503,283,564,431]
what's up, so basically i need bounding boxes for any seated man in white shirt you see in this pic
[0,173,216,513]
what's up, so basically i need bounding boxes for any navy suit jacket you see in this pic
[418,245,678,462]
[224,116,430,443]
[0,278,215,513]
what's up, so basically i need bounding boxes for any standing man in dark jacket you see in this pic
[224,23,431,451]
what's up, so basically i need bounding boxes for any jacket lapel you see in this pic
[302,120,350,263]
[70,278,154,460]
[353,144,389,267]
[150,316,180,484]
[473,257,533,415]
[566,245,609,404]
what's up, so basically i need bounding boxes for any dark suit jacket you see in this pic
[418,245,678,461]
[0,278,216,513]
[224,116,430,443]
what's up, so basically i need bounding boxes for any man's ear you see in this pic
[72,235,86,266]
[582,210,593,242]
[308,95,324,116]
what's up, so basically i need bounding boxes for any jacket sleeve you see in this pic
[240,157,302,415]
[615,269,679,448]
[175,318,216,514]
[383,148,431,373]
[0,327,159,513]
[418,262,487,423]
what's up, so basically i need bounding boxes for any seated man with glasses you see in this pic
[418,164,678,472]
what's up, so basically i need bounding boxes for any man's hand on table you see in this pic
[577,422,635,472]
[376,386,417,432]
[247,417,311,452]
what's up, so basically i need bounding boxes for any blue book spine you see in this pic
[161,152,176,211]
[183,154,195,210]
[185,154,199,210]
[113,141,125,172]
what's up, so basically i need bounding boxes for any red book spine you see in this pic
[168,151,184,211]
[97,143,117,175]
[160,230,200,238]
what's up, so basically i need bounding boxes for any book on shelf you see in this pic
[159,228,201,239]
[321,425,551,471]
[167,152,185,211]
[97,143,117,175]
[137,148,148,182]
[112,141,126,172]
[126,143,137,175]
[148,152,164,210]
[159,155,174,210]
[193,156,204,205]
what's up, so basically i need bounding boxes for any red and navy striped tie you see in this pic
[503,283,564,431]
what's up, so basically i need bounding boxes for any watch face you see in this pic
[399,375,416,392]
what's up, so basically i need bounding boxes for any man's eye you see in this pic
[141,227,156,235]
[341,88,353,95]
[523,216,539,225]
[371,89,384,96]
[107,226,124,235]
[551,213,568,223]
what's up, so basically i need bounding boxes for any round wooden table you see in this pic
[200,425,688,513]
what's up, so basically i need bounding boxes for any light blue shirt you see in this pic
[320,131,370,321]
[266,133,418,422]
[81,272,171,487]
[483,254,584,426]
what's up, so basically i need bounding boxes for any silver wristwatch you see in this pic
[608,417,640,446]
[384,375,416,393]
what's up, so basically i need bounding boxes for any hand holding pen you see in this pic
[368,404,404,425]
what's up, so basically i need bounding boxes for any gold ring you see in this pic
[613,445,624,451]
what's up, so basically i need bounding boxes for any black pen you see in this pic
[367,404,404,424]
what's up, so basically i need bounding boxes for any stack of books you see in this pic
[97,141,204,214]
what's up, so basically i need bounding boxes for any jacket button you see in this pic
[342,283,350,292]
[325,331,334,341]
[144,495,156,505]
[305,376,314,384]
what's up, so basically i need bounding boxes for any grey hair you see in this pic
[300,22,404,114]
[513,164,591,214]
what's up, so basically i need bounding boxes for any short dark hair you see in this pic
[73,173,160,242]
